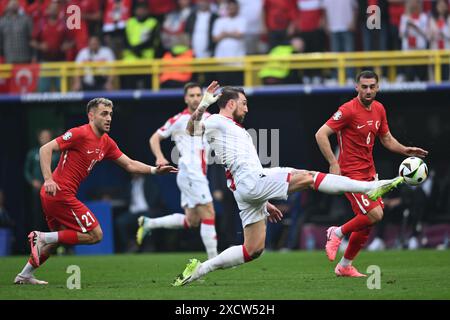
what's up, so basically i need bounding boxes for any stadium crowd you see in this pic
[0,0,450,92]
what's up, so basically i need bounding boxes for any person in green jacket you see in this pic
[24,129,59,231]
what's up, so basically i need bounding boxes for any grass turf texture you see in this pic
[1,250,450,299]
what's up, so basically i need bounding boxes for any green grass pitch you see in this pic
[1,250,450,300]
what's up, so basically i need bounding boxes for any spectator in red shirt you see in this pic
[388,0,405,50]
[31,1,74,91]
[263,0,297,49]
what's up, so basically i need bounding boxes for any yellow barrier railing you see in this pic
[1,50,449,93]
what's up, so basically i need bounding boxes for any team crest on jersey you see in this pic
[62,131,72,141]
[333,110,342,120]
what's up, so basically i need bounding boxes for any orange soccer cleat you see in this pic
[335,264,367,277]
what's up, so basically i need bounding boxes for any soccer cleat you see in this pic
[335,264,367,277]
[172,258,201,287]
[28,231,44,267]
[136,216,151,246]
[14,274,48,285]
[325,226,342,261]
[366,176,405,201]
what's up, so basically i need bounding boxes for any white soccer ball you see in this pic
[398,157,428,186]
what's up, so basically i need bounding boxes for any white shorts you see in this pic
[176,172,213,209]
[233,167,293,228]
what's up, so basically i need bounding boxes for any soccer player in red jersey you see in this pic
[316,70,428,277]
[14,98,177,284]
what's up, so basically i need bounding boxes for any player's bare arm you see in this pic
[149,132,170,166]
[315,124,341,175]
[380,132,429,158]
[114,154,178,175]
[186,81,221,136]
[39,139,61,196]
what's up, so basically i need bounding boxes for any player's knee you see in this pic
[186,218,200,228]
[368,210,383,223]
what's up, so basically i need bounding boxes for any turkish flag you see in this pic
[9,64,40,94]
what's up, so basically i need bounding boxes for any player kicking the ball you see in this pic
[136,82,218,259]
[14,98,177,285]
[316,70,428,277]
[172,81,404,286]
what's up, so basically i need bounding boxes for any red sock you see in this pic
[28,252,50,268]
[343,227,372,260]
[341,214,372,235]
[58,230,79,245]
[242,245,253,263]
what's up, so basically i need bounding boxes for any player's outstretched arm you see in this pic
[149,132,169,166]
[315,124,341,175]
[40,139,61,196]
[186,81,221,136]
[114,154,178,175]
[380,132,429,158]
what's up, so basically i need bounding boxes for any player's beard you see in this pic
[233,110,246,124]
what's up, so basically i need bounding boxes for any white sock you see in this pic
[19,262,36,277]
[315,173,392,195]
[194,245,245,280]
[200,222,218,259]
[43,232,59,244]
[334,227,344,239]
[145,213,185,229]
[340,257,352,267]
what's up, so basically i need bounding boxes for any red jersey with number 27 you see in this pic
[53,124,123,195]
[325,98,390,180]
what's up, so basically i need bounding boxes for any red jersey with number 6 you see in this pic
[326,98,390,180]
[52,124,123,195]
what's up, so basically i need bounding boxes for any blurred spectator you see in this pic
[115,173,162,253]
[20,0,52,26]
[31,1,74,92]
[0,0,32,63]
[263,0,296,49]
[159,44,193,88]
[323,0,358,81]
[72,35,116,91]
[122,2,160,89]
[388,0,405,50]
[160,0,192,52]
[147,0,177,24]
[258,36,305,85]
[212,0,246,85]
[358,0,389,52]
[185,0,218,58]
[0,190,14,229]
[428,0,450,81]
[24,129,58,232]
[399,0,428,81]
[102,0,132,59]
[290,0,326,83]
[212,0,229,17]
[237,0,265,55]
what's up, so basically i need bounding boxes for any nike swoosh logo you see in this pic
[357,125,366,129]
[87,150,95,154]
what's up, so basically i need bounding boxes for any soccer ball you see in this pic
[398,157,428,186]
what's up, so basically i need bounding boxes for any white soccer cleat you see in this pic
[14,274,48,285]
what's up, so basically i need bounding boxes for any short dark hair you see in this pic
[86,98,113,114]
[356,70,379,83]
[217,86,246,109]
[183,82,201,95]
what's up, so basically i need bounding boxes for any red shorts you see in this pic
[345,192,384,216]
[40,188,99,233]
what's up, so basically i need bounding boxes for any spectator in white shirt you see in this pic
[428,0,450,80]
[72,36,116,92]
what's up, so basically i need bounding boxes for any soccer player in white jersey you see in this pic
[172,81,403,286]
[136,82,218,259]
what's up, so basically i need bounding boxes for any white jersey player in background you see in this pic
[172,81,404,286]
[136,82,218,259]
